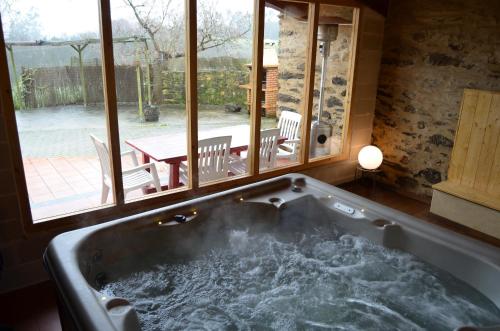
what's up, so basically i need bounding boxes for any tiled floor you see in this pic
[23,155,294,221]
[23,156,170,221]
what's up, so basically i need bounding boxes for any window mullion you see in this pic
[98,0,124,205]
[249,0,265,176]
[301,2,320,165]
[185,0,199,190]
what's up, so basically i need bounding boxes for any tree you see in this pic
[0,2,42,42]
[122,0,251,61]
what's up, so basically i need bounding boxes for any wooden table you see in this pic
[125,125,285,189]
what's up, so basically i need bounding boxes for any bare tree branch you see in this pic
[123,0,251,62]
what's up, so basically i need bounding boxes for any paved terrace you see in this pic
[17,104,276,221]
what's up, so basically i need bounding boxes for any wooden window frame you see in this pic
[0,0,361,234]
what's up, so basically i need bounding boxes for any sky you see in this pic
[2,0,256,38]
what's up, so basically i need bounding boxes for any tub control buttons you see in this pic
[333,202,355,215]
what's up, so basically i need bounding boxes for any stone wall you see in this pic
[162,70,248,106]
[276,13,308,118]
[277,6,353,148]
[372,0,500,197]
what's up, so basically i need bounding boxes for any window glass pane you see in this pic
[110,0,187,199]
[261,1,310,170]
[1,0,111,221]
[195,0,254,184]
[310,4,354,160]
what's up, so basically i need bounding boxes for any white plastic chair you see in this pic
[229,128,280,174]
[90,135,161,203]
[277,110,302,161]
[179,135,232,184]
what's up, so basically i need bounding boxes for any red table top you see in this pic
[125,125,286,164]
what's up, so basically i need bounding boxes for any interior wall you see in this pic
[372,0,500,197]
[0,6,384,293]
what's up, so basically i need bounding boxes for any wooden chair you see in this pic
[90,135,161,203]
[179,135,232,184]
[229,128,280,174]
[277,110,302,161]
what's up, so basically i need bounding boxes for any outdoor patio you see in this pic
[18,104,276,221]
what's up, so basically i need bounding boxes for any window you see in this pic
[0,0,359,230]
[110,0,189,201]
[309,4,355,160]
[1,0,111,221]
[196,0,255,185]
[260,1,311,169]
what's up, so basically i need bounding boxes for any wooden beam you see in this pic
[6,45,21,107]
[185,0,199,189]
[70,44,89,107]
[135,48,143,119]
[300,2,320,165]
[0,13,33,233]
[5,36,148,48]
[339,7,360,160]
[249,0,265,176]
[143,40,152,106]
[98,0,124,205]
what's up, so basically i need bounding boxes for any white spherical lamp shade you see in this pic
[358,145,383,170]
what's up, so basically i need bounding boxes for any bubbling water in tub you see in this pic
[102,226,500,330]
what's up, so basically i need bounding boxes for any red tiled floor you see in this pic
[24,155,170,221]
[23,154,293,221]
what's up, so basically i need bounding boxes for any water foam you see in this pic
[102,227,500,330]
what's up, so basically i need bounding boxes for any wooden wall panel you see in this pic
[475,94,500,192]
[487,94,500,196]
[447,89,478,182]
[460,92,492,187]
[434,89,500,211]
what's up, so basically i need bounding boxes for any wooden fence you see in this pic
[18,64,249,109]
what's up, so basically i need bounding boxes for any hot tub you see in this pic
[44,174,500,331]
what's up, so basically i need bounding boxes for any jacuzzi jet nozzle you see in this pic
[173,214,187,223]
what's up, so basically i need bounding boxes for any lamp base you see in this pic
[356,165,381,173]
[355,165,381,196]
